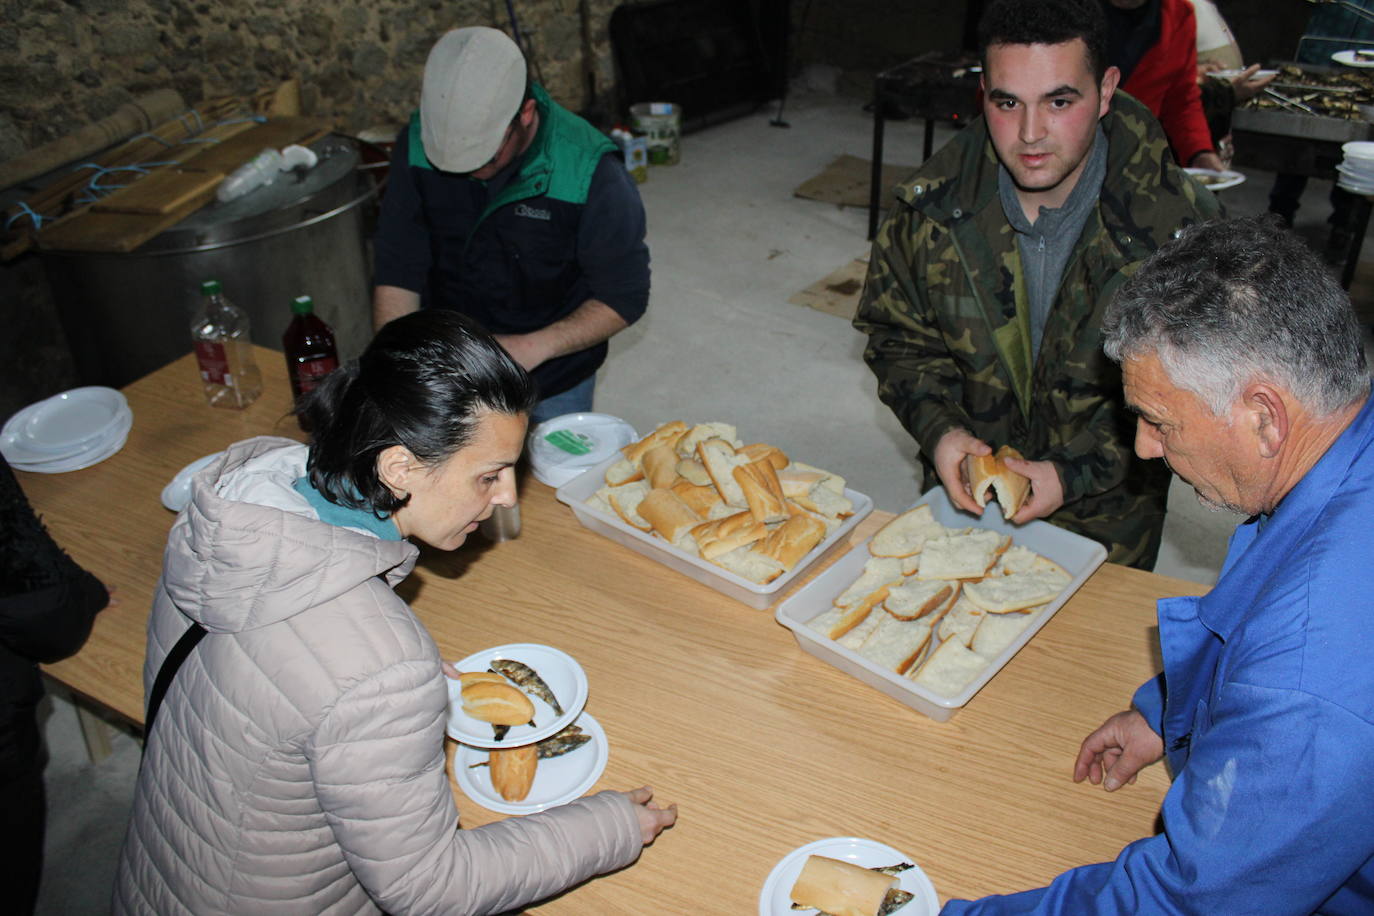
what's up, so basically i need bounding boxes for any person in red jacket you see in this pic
[1101,0,1225,171]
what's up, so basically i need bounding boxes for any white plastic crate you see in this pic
[774,486,1107,721]
[555,452,873,610]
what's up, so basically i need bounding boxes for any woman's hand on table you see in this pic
[625,786,677,845]
[1072,709,1163,792]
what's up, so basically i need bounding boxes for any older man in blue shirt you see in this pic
[943,215,1374,914]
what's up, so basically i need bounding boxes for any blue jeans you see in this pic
[528,374,595,427]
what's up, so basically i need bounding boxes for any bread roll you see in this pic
[777,467,827,499]
[883,579,954,621]
[910,634,989,697]
[460,681,535,725]
[638,488,702,542]
[607,480,653,531]
[734,459,788,524]
[676,457,712,486]
[791,481,854,519]
[489,744,538,801]
[604,457,643,486]
[690,511,767,560]
[642,443,681,490]
[710,544,785,584]
[967,444,1031,518]
[457,671,507,687]
[915,529,1010,580]
[755,514,826,571]
[789,855,896,916]
[738,442,788,469]
[858,613,935,675]
[671,479,724,518]
[675,421,739,459]
[962,568,1069,613]
[870,503,947,558]
[696,438,749,508]
[623,420,688,465]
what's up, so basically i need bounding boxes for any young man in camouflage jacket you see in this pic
[854,0,1221,568]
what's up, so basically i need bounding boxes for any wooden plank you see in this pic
[33,117,334,253]
[90,168,225,215]
[180,118,332,173]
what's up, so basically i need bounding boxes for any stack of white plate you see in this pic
[1337,142,1374,195]
[1,386,133,473]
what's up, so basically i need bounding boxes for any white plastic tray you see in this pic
[555,452,874,610]
[774,486,1106,721]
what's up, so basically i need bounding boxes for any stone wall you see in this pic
[1,0,624,161]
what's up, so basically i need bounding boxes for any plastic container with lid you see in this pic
[527,413,637,488]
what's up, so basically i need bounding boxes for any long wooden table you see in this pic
[20,346,1207,912]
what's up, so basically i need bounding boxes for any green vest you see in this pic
[407,84,615,225]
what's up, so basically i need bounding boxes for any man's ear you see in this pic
[518,98,538,127]
[1098,66,1121,116]
[376,444,418,496]
[1244,382,1289,459]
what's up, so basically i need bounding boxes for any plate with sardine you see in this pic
[759,837,939,916]
[445,643,589,748]
[454,712,608,815]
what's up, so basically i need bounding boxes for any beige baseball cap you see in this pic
[420,27,527,173]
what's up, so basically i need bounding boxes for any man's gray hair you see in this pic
[1102,216,1368,417]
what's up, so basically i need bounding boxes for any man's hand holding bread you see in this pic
[935,428,1064,524]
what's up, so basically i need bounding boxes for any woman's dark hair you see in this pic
[300,310,537,515]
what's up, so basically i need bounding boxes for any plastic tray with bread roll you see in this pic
[555,451,874,610]
[774,486,1106,722]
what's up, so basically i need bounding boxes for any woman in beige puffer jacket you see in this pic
[112,311,675,915]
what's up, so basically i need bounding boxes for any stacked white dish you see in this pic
[1,386,133,473]
[445,643,607,815]
[1337,142,1374,195]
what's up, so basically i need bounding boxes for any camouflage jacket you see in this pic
[854,92,1222,567]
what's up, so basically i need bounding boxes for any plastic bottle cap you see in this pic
[291,295,314,315]
[201,279,222,295]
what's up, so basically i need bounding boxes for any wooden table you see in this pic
[20,346,1207,911]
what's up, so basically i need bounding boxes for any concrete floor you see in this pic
[32,89,1366,913]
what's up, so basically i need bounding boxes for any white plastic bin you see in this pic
[774,486,1107,721]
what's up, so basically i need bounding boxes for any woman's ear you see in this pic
[376,445,417,497]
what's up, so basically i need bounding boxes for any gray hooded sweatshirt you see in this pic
[113,436,640,915]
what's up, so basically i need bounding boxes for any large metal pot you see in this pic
[41,135,380,389]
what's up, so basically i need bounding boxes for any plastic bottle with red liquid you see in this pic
[282,295,339,419]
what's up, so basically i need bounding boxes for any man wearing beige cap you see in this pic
[373,26,649,423]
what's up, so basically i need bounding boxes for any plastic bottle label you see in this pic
[194,340,230,385]
[295,356,339,394]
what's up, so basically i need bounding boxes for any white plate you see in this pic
[758,837,939,916]
[2,387,128,454]
[1184,168,1245,191]
[1333,50,1374,68]
[445,643,589,748]
[1339,178,1374,195]
[1207,68,1278,81]
[1338,161,1374,178]
[527,412,637,489]
[161,452,224,512]
[2,399,131,465]
[5,408,133,473]
[1344,147,1374,163]
[453,711,609,815]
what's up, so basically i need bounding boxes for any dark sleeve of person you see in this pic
[0,456,107,664]
[1198,77,1236,146]
[576,155,650,325]
[372,126,434,295]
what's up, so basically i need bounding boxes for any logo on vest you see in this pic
[515,203,552,221]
